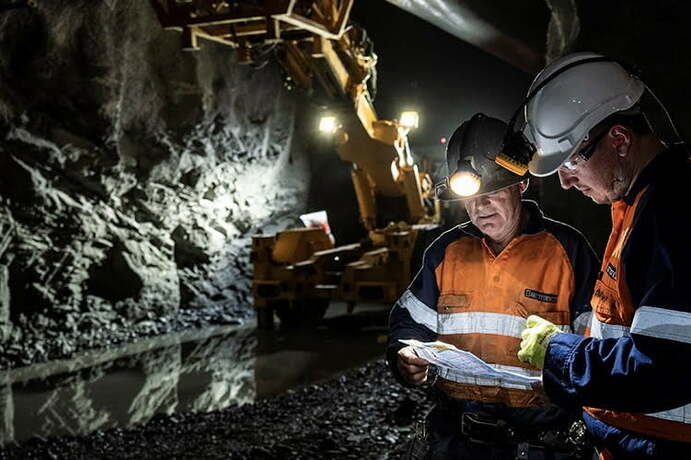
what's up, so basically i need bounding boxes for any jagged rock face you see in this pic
[0,0,310,365]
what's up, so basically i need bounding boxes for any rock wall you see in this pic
[0,0,311,366]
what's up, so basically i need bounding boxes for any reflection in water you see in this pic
[39,378,110,439]
[0,303,388,446]
[129,345,181,425]
[3,325,257,445]
[1,375,12,444]
[181,327,256,413]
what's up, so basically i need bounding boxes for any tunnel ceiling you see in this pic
[384,0,550,73]
[382,0,691,134]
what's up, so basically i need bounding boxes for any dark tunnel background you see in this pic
[1,0,691,454]
[0,0,690,373]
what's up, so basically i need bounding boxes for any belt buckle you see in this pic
[460,412,512,445]
[516,442,530,460]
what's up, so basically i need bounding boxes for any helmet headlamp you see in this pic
[448,160,482,197]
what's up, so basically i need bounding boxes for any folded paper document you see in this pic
[399,339,541,388]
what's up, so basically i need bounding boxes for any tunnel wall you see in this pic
[0,0,311,366]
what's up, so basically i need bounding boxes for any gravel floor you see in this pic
[0,359,429,460]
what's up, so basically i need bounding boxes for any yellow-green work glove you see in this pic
[517,315,562,369]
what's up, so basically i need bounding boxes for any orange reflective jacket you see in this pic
[585,186,691,443]
[388,201,598,410]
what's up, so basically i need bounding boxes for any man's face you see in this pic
[557,128,626,204]
[463,184,523,243]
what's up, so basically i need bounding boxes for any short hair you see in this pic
[593,105,653,136]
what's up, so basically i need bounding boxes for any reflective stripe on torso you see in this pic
[433,232,575,407]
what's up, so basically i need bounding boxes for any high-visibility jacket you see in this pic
[542,148,691,457]
[388,201,598,424]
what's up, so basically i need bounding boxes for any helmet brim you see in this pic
[528,151,568,177]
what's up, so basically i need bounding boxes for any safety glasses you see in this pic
[560,128,609,171]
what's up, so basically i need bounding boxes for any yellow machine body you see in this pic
[151,0,441,327]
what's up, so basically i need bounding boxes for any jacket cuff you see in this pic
[542,332,585,409]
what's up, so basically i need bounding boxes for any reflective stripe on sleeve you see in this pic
[647,402,691,424]
[631,306,691,344]
[398,289,438,333]
[438,312,570,338]
[589,316,630,339]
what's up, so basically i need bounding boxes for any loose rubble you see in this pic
[0,302,251,369]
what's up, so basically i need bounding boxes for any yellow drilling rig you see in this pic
[150,0,441,328]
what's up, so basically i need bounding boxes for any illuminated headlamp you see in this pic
[448,160,481,197]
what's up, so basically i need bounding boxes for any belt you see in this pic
[459,412,594,459]
[460,412,523,445]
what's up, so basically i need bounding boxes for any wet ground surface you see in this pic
[0,359,428,459]
[0,302,428,458]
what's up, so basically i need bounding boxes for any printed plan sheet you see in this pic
[399,339,541,387]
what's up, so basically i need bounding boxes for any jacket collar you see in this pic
[622,144,688,205]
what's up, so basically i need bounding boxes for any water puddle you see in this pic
[0,302,389,445]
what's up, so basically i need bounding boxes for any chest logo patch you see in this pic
[606,263,617,280]
[524,289,558,303]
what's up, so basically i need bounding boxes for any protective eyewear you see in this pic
[561,128,609,171]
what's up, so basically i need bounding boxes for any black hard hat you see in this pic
[436,113,527,200]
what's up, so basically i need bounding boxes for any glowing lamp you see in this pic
[449,161,481,197]
[399,111,419,129]
[319,116,338,134]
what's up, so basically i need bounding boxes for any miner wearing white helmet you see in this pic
[388,113,598,459]
[516,52,691,458]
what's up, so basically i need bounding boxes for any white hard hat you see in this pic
[525,52,645,176]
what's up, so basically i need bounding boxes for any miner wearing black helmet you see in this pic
[387,113,599,459]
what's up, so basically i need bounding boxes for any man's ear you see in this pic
[518,179,530,195]
[610,124,632,157]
